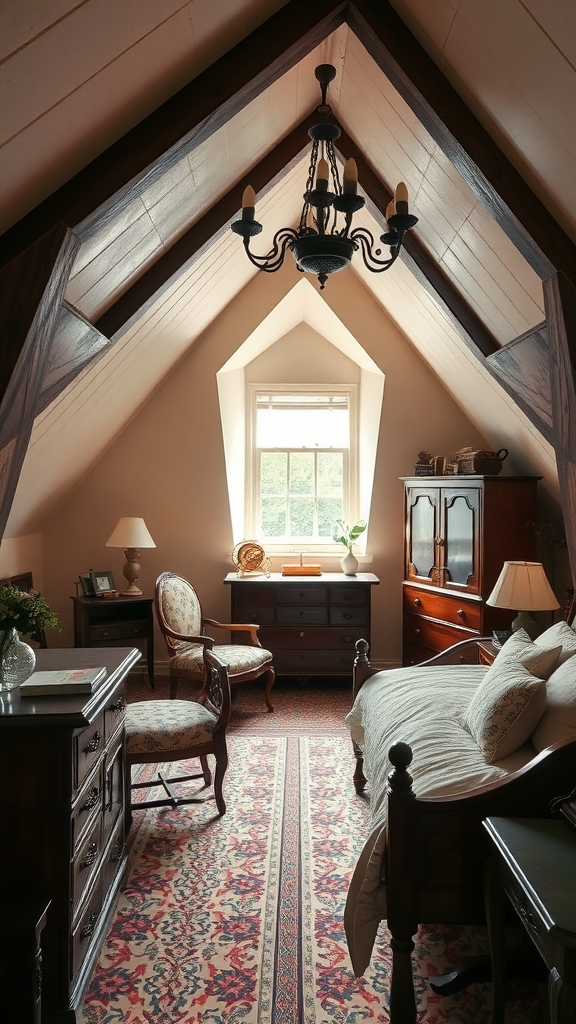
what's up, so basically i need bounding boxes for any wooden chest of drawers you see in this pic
[224,572,379,677]
[0,647,140,1022]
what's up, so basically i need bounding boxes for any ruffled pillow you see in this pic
[493,628,561,678]
[463,658,546,762]
[531,657,576,752]
[534,620,576,666]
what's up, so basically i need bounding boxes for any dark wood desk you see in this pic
[72,593,154,687]
[224,572,379,678]
[484,816,576,1024]
[0,647,140,1023]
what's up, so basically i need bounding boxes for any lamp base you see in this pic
[122,548,142,596]
[511,610,537,639]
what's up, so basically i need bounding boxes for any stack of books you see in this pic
[20,666,106,696]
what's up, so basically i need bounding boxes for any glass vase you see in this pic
[0,628,36,690]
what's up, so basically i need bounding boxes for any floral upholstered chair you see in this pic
[125,648,231,820]
[155,571,275,711]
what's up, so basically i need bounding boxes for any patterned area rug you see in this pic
[81,735,544,1023]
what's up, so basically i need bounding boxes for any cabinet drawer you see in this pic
[88,620,147,641]
[72,766,103,854]
[329,585,368,606]
[234,606,274,625]
[276,586,327,605]
[74,714,104,791]
[101,815,125,899]
[276,606,327,625]
[233,585,274,608]
[103,686,126,744]
[403,613,477,652]
[503,873,548,964]
[72,814,102,913]
[403,587,481,630]
[402,638,480,667]
[72,880,103,982]
[258,625,365,650]
[272,648,356,673]
[329,606,368,625]
[103,739,124,838]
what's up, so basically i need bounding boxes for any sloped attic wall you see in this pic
[41,262,489,668]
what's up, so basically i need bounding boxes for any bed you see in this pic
[344,623,576,1022]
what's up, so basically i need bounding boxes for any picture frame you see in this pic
[89,570,116,595]
[79,573,95,597]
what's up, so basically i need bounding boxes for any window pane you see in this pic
[318,497,343,536]
[261,497,287,537]
[257,407,349,447]
[290,497,314,537]
[261,452,287,495]
[317,452,343,496]
[289,452,314,495]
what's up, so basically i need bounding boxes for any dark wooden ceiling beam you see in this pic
[335,130,499,359]
[348,0,576,286]
[0,1,346,267]
[544,273,576,578]
[95,114,320,339]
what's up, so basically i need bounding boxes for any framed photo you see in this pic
[79,573,95,597]
[90,570,116,595]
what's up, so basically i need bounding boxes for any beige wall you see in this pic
[41,265,489,667]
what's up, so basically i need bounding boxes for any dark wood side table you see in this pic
[477,639,498,666]
[72,594,154,687]
[484,816,576,1024]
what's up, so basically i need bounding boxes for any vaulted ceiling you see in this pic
[2,0,576,566]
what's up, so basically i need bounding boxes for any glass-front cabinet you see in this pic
[406,485,481,594]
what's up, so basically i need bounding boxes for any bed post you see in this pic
[351,639,372,793]
[386,742,418,1024]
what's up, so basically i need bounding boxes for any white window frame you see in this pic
[246,383,359,554]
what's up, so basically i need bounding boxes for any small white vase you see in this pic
[0,628,36,690]
[341,551,358,576]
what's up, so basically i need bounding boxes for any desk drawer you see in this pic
[74,713,104,791]
[89,620,147,642]
[72,814,102,913]
[72,767,102,854]
[233,605,274,625]
[329,585,368,607]
[72,880,103,983]
[329,606,368,625]
[103,686,126,744]
[276,606,327,625]
[276,586,327,605]
[403,587,481,630]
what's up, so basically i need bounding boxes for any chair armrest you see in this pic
[162,624,214,648]
[203,618,261,646]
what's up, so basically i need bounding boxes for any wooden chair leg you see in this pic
[264,666,275,712]
[213,739,228,816]
[200,754,211,785]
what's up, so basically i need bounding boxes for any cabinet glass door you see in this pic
[406,489,438,582]
[442,488,480,593]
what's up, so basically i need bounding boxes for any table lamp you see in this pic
[105,517,156,595]
[486,560,559,639]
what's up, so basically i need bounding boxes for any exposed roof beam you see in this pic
[95,114,320,339]
[485,324,553,444]
[348,0,576,286]
[39,304,113,414]
[0,0,346,267]
[335,131,498,358]
[544,273,576,578]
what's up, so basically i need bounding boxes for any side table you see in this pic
[477,639,498,666]
[72,594,154,687]
[484,815,576,1024]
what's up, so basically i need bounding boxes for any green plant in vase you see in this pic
[0,584,60,689]
[333,519,367,576]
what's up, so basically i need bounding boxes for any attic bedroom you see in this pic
[1,1,576,1022]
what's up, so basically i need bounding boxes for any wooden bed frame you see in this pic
[351,633,576,1024]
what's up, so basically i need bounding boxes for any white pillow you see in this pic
[494,628,561,678]
[531,658,576,752]
[534,620,576,665]
[463,659,547,762]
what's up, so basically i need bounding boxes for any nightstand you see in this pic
[71,594,154,687]
[484,816,576,1024]
[477,639,498,666]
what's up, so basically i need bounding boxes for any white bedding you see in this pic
[344,663,537,975]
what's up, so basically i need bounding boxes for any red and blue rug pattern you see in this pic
[81,734,544,1022]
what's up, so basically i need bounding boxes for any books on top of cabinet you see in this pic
[20,666,106,696]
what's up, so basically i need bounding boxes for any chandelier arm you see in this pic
[351,227,405,272]
[243,229,299,273]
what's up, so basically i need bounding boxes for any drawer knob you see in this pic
[102,630,109,637]
[344,636,352,643]
[456,608,464,618]
[80,842,99,871]
[414,628,421,636]
[109,697,126,714]
[343,612,353,620]
[299,632,304,638]
[81,912,98,940]
[83,730,101,755]
[460,655,466,663]
[81,788,100,813]
[413,597,422,606]
[111,837,124,862]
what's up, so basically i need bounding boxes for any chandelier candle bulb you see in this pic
[242,185,256,218]
[385,200,396,221]
[395,182,409,215]
[316,158,329,191]
[343,158,358,194]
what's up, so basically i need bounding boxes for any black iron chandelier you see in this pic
[231,64,418,290]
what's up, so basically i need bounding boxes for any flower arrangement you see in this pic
[333,518,367,553]
[0,584,59,638]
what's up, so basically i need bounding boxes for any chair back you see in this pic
[203,648,231,731]
[155,571,203,652]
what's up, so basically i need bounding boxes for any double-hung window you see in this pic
[248,385,358,550]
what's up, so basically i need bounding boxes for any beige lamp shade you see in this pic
[486,561,559,611]
[105,517,156,549]
[105,517,156,595]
